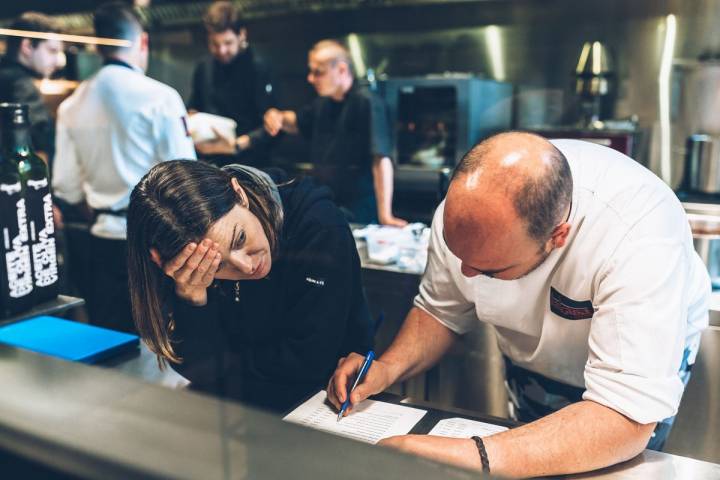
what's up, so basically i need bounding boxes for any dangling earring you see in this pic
[234,281,240,302]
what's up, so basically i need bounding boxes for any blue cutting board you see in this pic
[0,316,139,363]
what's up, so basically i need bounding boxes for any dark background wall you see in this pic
[4,0,720,183]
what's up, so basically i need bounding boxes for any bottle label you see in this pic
[1,181,33,299]
[26,178,59,288]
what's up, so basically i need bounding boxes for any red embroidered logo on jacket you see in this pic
[550,287,594,320]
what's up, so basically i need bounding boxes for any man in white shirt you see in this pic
[53,2,196,332]
[327,132,710,477]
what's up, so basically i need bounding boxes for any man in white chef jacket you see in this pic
[53,2,196,332]
[327,131,710,477]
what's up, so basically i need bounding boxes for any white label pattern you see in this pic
[31,192,58,287]
[5,196,33,298]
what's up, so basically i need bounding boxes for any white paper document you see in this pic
[428,417,508,438]
[186,112,237,143]
[283,391,427,444]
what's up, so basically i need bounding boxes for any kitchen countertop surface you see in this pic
[97,344,720,479]
[0,299,716,478]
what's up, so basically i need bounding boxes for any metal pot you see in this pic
[685,134,720,194]
[687,212,720,288]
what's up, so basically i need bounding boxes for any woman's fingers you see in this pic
[162,239,221,299]
[175,240,210,284]
[201,252,222,285]
[189,245,220,285]
[163,243,196,278]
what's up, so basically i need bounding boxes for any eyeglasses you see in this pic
[307,59,338,78]
[307,66,328,78]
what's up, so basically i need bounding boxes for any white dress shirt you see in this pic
[415,139,710,424]
[53,63,196,239]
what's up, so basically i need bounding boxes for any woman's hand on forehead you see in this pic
[151,238,222,306]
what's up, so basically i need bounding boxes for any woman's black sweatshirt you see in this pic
[169,177,374,413]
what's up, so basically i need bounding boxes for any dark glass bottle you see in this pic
[0,103,59,307]
[0,137,33,315]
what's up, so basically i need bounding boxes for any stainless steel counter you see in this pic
[0,344,484,479]
[0,295,84,327]
[0,334,716,478]
[101,342,190,389]
[566,450,720,479]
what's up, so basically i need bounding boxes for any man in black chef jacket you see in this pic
[187,1,276,167]
[0,12,63,163]
[264,40,406,226]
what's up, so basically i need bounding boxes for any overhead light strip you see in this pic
[0,28,131,47]
[658,14,677,185]
[485,25,505,81]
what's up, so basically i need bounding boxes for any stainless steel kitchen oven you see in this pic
[379,76,513,222]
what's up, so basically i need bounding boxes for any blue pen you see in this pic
[337,350,375,422]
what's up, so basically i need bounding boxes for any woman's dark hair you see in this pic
[127,160,283,364]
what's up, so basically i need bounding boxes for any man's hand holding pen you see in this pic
[327,351,393,418]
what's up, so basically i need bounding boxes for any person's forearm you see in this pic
[242,126,273,151]
[482,400,655,478]
[281,110,299,134]
[380,306,457,384]
[372,156,395,221]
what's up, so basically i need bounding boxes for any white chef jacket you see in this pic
[415,139,710,424]
[53,63,196,239]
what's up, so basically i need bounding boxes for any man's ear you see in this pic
[230,177,249,206]
[140,31,149,51]
[19,38,34,60]
[550,222,572,249]
[238,28,248,45]
[337,60,350,77]
[149,248,163,268]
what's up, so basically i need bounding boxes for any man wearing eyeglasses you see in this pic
[263,40,406,226]
[0,12,63,163]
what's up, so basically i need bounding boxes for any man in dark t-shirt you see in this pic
[188,1,276,167]
[0,12,63,163]
[264,40,406,226]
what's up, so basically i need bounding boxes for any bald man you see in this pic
[264,40,406,226]
[327,132,710,477]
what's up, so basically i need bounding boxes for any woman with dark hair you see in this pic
[127,160,373,412]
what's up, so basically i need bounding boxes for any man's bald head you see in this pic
[443,132,573,280]
[307,39,355,99]
[451,132,572,243]
[310,39,353,73]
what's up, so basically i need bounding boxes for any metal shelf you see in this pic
[0,295,85,328]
